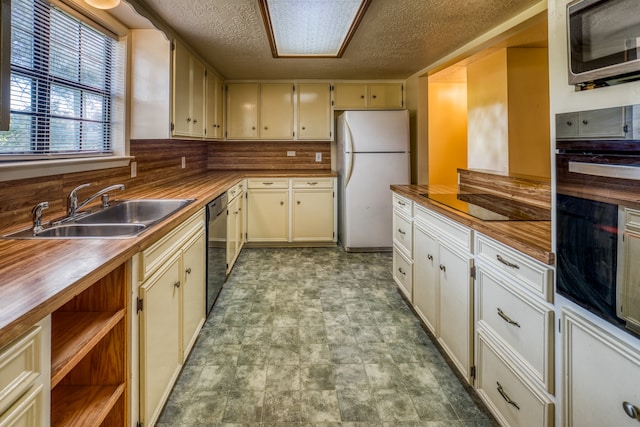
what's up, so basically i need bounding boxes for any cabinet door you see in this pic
[291,190,334,241]
[260,83,294,140]
[139,255,181,426]
[0,384,43,427]
[555,112,579,139]
[579,107,626,138]
[247,190,289,241]
[172,42,192,137]
[413,225,439,335]
[438,242,474,382]
[236,192,245,253]
[226,83,259,139]
[622,231,640,330]
[182,230,206,361]
[333,83,367,109]
[190,57,205,137]
[368,83,403,109]
[205,70,223,139]
[563,308,640,427]
[226,195,240,268]
[297,83,332,140]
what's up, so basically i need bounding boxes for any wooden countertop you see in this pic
[0,170,336,348]
[391,184,553,266]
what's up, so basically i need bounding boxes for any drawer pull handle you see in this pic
[398,267,406,276]
[427,254,433,261]
[496,254,519,269]
[497,308,521,328]
[497,382,520,410]
[622,401,639,419]
[439,264,446,272]
[185,267,192,275]
[262,182,274,185]
[397,201,406,206]
[307,181,318,185]
[174,281,181,288]
[397,229,406,235]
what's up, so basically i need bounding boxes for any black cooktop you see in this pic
[420,193,550,221]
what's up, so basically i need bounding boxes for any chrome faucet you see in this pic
[67,183,125,217]
[31,201,49,233]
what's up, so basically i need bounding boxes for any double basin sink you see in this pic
[5,199,194,239]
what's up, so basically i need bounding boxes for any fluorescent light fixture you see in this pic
[259,0,371,58]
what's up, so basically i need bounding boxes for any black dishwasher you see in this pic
[206,192,227,314]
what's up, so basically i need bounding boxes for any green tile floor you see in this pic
[157,247,497,426]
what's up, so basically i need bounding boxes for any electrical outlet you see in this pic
[181,156,186,169]
[130,161,137,178]
[315,152,322,162]
[287,151,296,157]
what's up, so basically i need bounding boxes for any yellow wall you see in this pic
[507,48,550,178]
[467,49,509,173]
[427,81,468,186]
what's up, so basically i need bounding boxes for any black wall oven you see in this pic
[556,105,640,337]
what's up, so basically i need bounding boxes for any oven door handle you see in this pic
[569,161,640,181]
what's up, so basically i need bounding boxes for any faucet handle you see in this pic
[68,183,91,216]
[32,201,49,233]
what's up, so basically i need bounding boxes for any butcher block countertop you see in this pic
[0,170,336,348]
[391,184,553,266]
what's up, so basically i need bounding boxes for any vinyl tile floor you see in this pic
[157,247,497,427]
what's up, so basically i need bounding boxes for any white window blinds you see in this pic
[0,0,122,159]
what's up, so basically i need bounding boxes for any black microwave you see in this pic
[567,0,640,88]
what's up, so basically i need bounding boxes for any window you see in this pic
[0,0,122,159]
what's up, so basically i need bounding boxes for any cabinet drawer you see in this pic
[392,193,412,217]
[291,177,334,189]
[393,247,413,301]
[227,180,245,201]
[475,234,553,302]
[393,210,412,256]
[477,331,554,427]
[477,266,554,392]
[0,384,43,427]
[141,209,205,280]
[0,327,41,415]
[247,178,289,189]
[415,205,472,252]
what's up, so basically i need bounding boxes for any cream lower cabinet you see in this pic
[137,210,206,427]
[563,308,640,427]
[392,193,413,301]
[0,318,50,427]
[474,233,554,426]
[411,201,475,384]
[247,178,336,244]
[227,181,245,272]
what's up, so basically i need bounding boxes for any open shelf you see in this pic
[50,309,125,388]
[51,384,125,426]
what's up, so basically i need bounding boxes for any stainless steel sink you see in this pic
[76,199,194,226]
[35,223,147,238]
[2,198,194,239]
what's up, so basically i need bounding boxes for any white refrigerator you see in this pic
[336,110,410,251]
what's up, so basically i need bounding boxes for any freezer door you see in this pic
[341,152,410,250]
[342,110,409,153]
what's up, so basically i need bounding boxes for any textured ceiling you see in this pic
[137,0,544,80]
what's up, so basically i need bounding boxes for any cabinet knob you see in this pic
[193,119,198,124]
[427,254,433,261]
[566,121,572,126]
[186,117,192,122]
[372,95,377,99]
[185,267,192,274]
[297,201,301,205]
[582,119,588,125]
[252,126,256,130]
[301,126,306,130]
[264,126,268,130]
[439,264,446,272]
[398,267,406,276]
[360,95,365,99]
[622,402,639,419]
[173,281,181,288]
[280,201,284,205]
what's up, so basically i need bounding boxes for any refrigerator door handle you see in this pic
[345,122,355,186]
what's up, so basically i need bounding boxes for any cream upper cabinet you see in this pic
[260,83,294,140]
[333,83,367,109]
[297,83,332,140]
[226,83,294,140]
[368,83,404,109]
[172,40,205,138]
[563,308,640,427]
[205,69,224,140]
[333,82,404,110]
[226,83,259,139]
